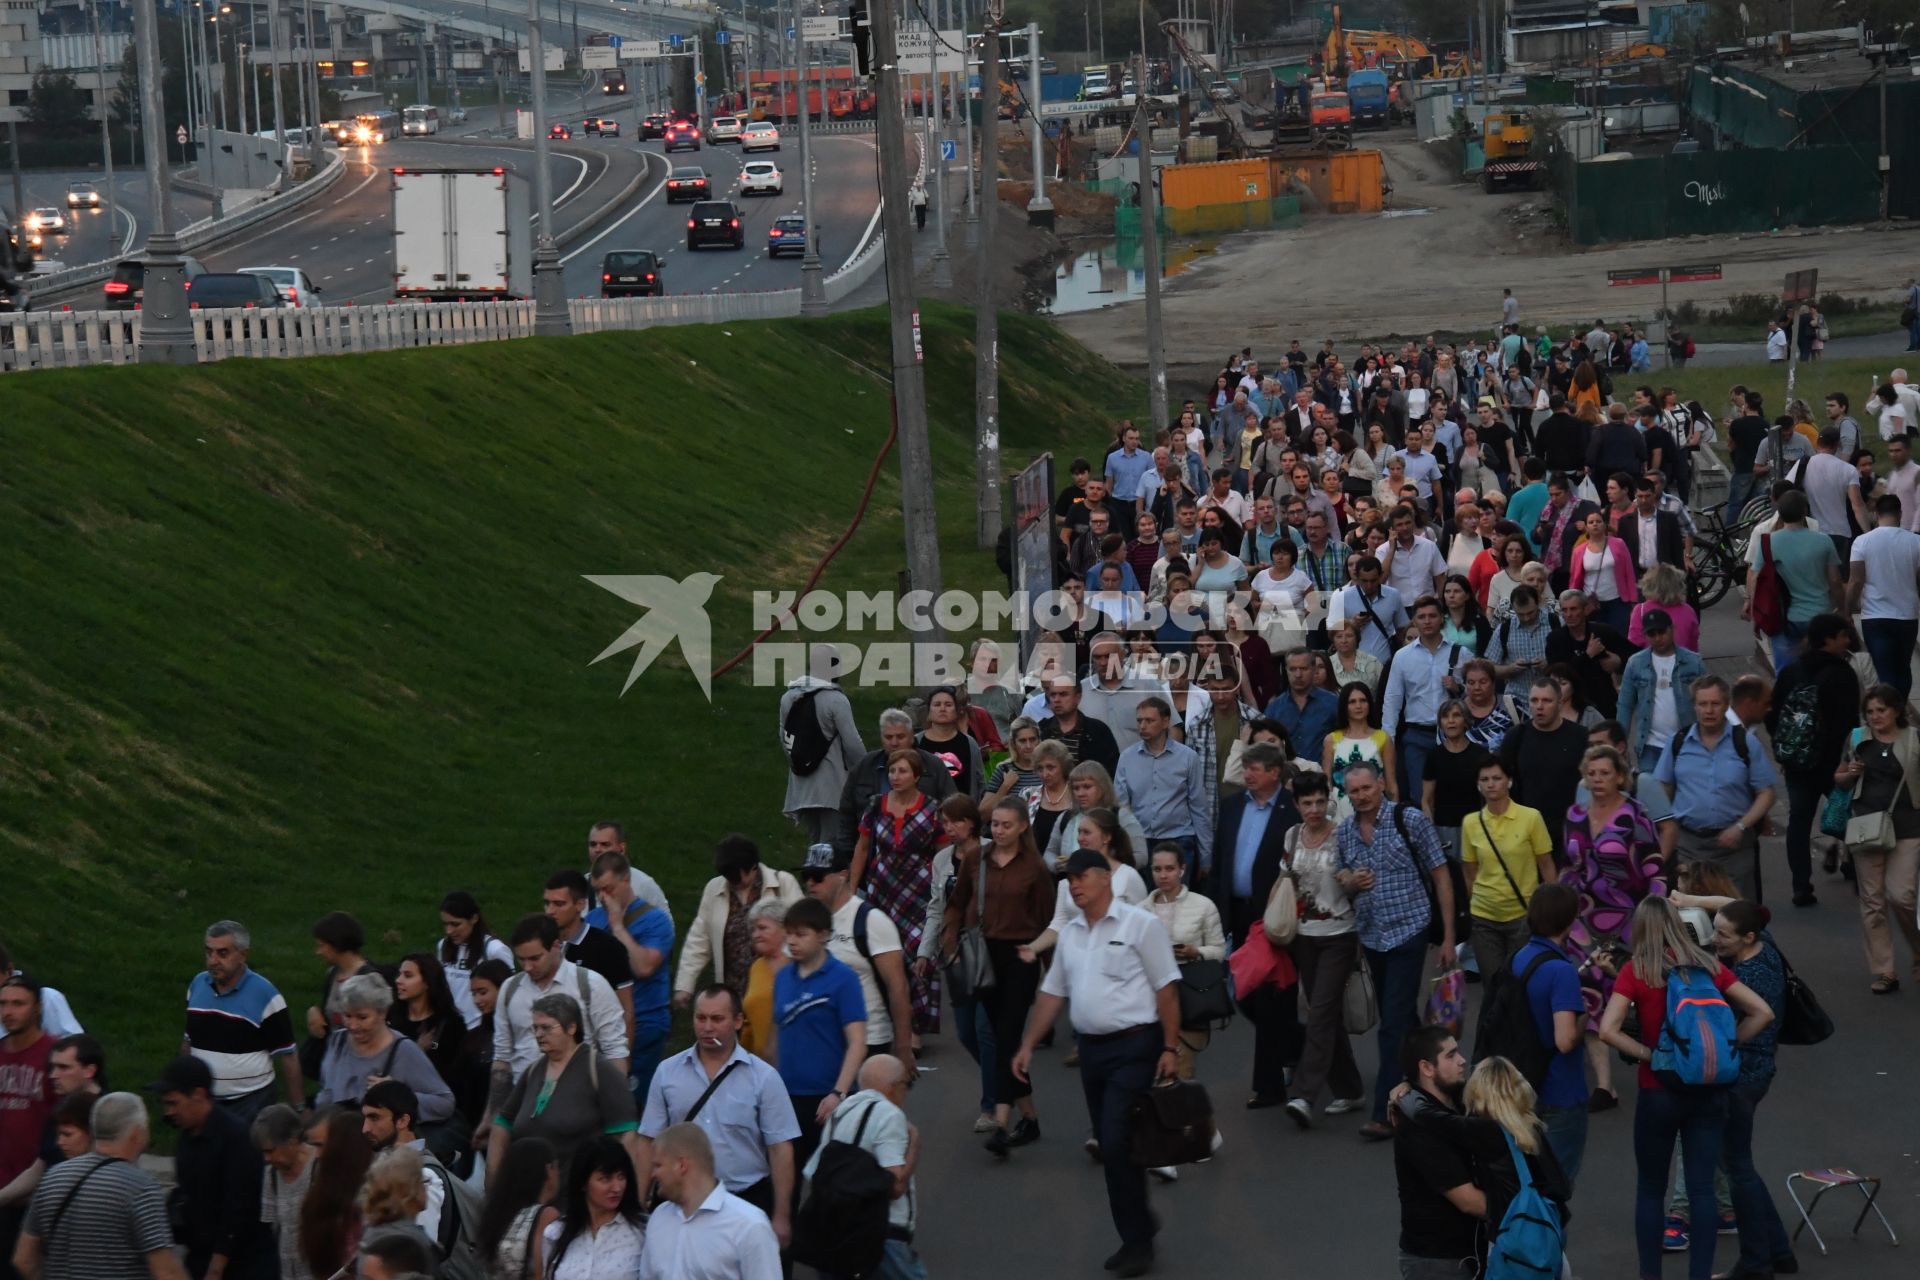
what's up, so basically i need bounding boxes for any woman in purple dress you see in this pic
[851,748,946,1036]
[1562,743,1665,1111]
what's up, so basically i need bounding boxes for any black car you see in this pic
[186,273,287,309]
[601,250,663,297]
[640,113,668,139]
[687,200,744,250]
[102,254,209,310]
[664,166,710,202]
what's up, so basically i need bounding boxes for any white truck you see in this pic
[391,167,533,302]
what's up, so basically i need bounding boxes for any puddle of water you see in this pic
[1042,241,1215,316]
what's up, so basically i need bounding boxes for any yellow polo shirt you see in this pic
[1460,802,1553,922]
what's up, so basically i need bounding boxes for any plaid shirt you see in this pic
[1335,800,1448,951]
[1298,540,1350,593]
[1485,613,1557,678]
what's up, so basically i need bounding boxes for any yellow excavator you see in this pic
[1322,5,1439,80]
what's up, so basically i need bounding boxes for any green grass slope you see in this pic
[0,304,1144,1088]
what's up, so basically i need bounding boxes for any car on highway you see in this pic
[640,113,668,139]
[739,159,783,196]
[664,120,701,152]
[65,181,100,209]
[239,265,322,308]
[600,249,663,297]
[187,273,287,310]
[448,106,469,124]
[686,199,744,250]
[584,116,621,137]
[708,114,744,143]
[767,213,808,258]
[28,208,65,234]
[740,121,780,152]
[102,254,209,310]
[548,123,573,140]
[665,166,711,201]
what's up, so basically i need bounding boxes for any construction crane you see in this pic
[1160,17,1254,156]
[1322,4,1436,81]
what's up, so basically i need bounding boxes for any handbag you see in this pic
[1845,808,1896,857]
[1343,953,1378,1035]
[942,851,996,1004]
[1177,959,1236,1031]
[1228,921,1297,1002]
[1824,728,1867,839]
[1423,969,1467,1037]
[1263,840,1300,945]
[1127,1079,1217,1168]
[1776,946,1835,1046]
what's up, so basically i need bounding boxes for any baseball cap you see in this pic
[1064,848,1112,876]
[1641,608,1673,634]
[801,843,850,876]
[149,1054,213,1096]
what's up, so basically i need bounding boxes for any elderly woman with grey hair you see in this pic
[314,973,456,1125]
[488,992,639,1185]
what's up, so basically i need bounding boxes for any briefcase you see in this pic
[1127,1079,1216,1168]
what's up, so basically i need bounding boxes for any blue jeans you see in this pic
[1539,1101,1589,1192]
[953,998,997,1113]
[1638,743,1667,778]
[1726,472,1756,524]
[1077,1026,1160,1249]
[1594,597,1632,635]
[1862,618,1917,696]
[629,1022,669,1113]
[1907,310,1920,350]
[1396,724,1437,809]
[1768,619,1808,674]
[1634,1086,1728,1280]
[823,1237,926,1280]
[1725,1076,1794,1270]
[1366,933,1429,1123]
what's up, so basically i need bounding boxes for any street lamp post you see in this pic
[133,0,194,361]
[526,0,570,335]
[89,0,119,257]
[796,8,823,312]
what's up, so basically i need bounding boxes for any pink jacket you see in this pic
[1568,535,1640,604]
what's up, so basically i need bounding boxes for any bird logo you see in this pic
[585,572,723,699]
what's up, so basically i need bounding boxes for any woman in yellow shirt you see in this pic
[737,899,790,1059]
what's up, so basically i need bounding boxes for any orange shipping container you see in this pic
[1268,148,1383,213]
[1159,158,1269,209]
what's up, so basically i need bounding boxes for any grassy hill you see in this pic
[0,305,1144,1090]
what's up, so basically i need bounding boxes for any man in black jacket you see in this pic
[1208,743,1301,1107]
[153,1056,274,1280]
[1586,403,1648,479]
[1768,614,1861,906]
[1619,475,1688,578]
[1532,393,1588,477]
[1036,676,1121,778]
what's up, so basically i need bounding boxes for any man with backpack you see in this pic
[780,657,867,846]
[361,1080,484,1280]
[1765,614,1861,907]
[1655,676,1778,902]
[797,1054,922,1280]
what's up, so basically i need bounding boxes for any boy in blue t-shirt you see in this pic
[772,897,868,1154]
[1510,882,1589,1187]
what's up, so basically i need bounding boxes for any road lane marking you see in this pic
[558,152,667,263]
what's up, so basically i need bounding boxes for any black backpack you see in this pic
[1472,948,1563,1088]
[791,1099,897,1279]
[783,688,836,777]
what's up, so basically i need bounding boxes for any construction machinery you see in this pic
[1345,67,1390,126]
[1160,17,1255,157]
[1322,5,1437,80]
[1600,41,1667,65]
[1479,110,1543,191]
[1310,88,1354,148]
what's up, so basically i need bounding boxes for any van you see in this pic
[402,105,441,136]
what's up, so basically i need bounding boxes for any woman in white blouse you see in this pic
[1148,845,1227,1082]
[1484,531,1532,619]
[1022,809,1148,962]
[1282,771,1366,1127]
[543,1138,647,1280]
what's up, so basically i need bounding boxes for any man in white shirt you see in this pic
[799,844,917,1079]
[1766,321,1788,362]
[1011,849,1181,1280]
[1395,439,1444,508]
[641,1123,782,1280]
[1799,425,1869,557]
[1331,556,1410,666]
[1848,492,1920,697]
[1892,369,1920,429]
[1380,506,1446,603]
[491,914,627,1098]
[801,1055,923,1279]
[1197,468,1252,529]
[1875,383,1912,443]
[1885,435,1920,532]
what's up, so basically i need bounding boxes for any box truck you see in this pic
[391,167,534,302]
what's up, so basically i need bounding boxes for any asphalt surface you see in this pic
[13,169,212,275]
[905,599,1920,1280]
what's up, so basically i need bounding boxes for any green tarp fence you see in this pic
[1561,146,1880,244]
[1115,195,1303,239]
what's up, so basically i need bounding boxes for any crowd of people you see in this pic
[6,325,1920,1280]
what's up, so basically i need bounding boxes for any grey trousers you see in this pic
[1673,825,1759,902]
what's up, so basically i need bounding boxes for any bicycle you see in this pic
[1688,504,1766,610]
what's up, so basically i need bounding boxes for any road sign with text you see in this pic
[800,14,839,40]
[618,39,663,59]
[582,45,617,68]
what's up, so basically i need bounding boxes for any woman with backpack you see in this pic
[438,891,514,1031]
[487,993,637,1187]
[1462,1056,1573,1277]
[1597,897,1776,1280]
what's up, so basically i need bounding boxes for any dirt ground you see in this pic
[1054,132,1920,371]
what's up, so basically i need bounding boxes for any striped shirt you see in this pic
[23,1154,173,1280]
[184,969,296,1098]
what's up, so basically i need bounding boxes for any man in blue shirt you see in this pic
[769,898,866,1153]
[1508,882,1588,1187]
[1114,697,1211,880]
[1332,556,1409,668]
[1655,674,1777,901]
[1104,425,1155,509]
[1264,649,1339,762]
[590,854,679,1104]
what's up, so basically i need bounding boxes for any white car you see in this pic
[239,265,322,308]
[66,181,100,208]
[739,159,783,196]
[708,114,744,142]
[740,121,781,152]
[29,207,65,233]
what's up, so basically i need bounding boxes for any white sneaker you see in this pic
[1084,1136,1102,1162]
[1324,1096,1367,1115]
[1286,1098,1314,1129]
[1210,1129,1224,1152]
[973,1113,997,1133]
[1148,1165,1179,1183]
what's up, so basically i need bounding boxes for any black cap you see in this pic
[801,842,850,875]
[1641,608,1673,634]
[149,1054,213,1096]
[1064,848,1112,876]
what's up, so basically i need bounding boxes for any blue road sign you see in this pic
[668,32,683,48]
[941,138,956,161]
[714,29,729,43]
[786,25,795,38]
[608,33,621,46]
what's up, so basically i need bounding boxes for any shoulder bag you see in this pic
[1476,812,1530,909]
[1262,828,1300,945]
[645,1058,746,1209]
[1343,947,1379,1034]
[1844,728,1899,856]
[1776,944,1835,1046]
[1127,1079,1217,1168]
[1177,952,1236,1031]
[942,851,997,1004]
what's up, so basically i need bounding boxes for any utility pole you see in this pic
[797,12,823,312]
[869,0,947,621]
[527,0,570,335]
[1134,35,1166,427]
[133,0,193,361]
[1024,20,1048,226]
[268,0,285,147]
[974,1,1002,548]
[89,0,119,255]
[7,122,22,223]
[925,11,949,287]
[1879,65,1890,221]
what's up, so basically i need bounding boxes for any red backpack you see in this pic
[1750,533,1790,637]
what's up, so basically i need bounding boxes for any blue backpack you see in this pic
[1484,1130,1565,1280]
[1652,966,1741,1090]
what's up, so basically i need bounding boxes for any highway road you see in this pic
[13,169,213,277]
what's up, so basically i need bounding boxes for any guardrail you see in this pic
[571,292,801,330]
